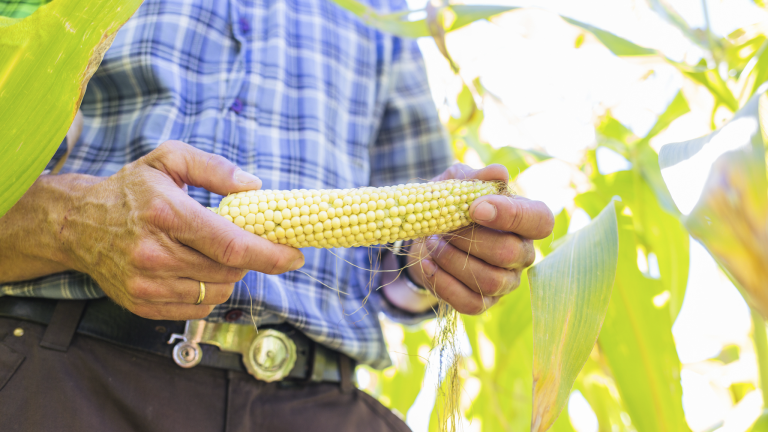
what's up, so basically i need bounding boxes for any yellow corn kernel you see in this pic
[215,179,503,248]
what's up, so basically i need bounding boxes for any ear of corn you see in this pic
[212,179,502,248]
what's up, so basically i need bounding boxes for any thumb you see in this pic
[143,140,262,196]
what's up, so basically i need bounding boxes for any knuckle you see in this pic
[125,278,156,301]
[458,300,485,316]
[144,197,178,230]
[204,152,233,171]
[131,240,168,272]
[496,239,520,268]
[447,163,472,180]
[157,140,183,155]
[433,240,457,265]
[523,240,536,267]
[506,203,527,233]
[209,283,236,304]
[264,253,292,275]
[219,236,248,267]
[486,271,510,296]
[223,267,248,284]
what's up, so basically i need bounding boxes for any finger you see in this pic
[432,163,510,183]
[148,186,305,275]
[131,301,216,321]
[469,195,554,240]
[414,237,520,297]
[163,278,235,305]
[124,277,235,305]
[447,226,536,270]
[142,140,262,195]
[131,238,249,284]
[408,258,498,315]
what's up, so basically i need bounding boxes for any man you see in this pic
[0,0,553,430]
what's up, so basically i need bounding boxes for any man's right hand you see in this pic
[0,141,305,321]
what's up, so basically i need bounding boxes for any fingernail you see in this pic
[483,296,496,309]
[234,169,262,187]
[473,201,496,222]
[421,259,437,278]
[425,235,439,249]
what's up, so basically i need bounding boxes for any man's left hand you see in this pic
[406,163,554,315]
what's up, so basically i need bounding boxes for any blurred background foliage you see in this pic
[351,0,768,431]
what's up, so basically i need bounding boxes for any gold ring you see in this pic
[195,281,206,305]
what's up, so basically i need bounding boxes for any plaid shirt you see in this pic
[0,0,452,368]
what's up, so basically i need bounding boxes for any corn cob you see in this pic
[212,179,503,248]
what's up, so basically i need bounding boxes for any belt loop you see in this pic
[40,300,87,352]
[339,355,354,394]
[309,342,326,382]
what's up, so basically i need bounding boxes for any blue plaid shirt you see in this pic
[1,0,452,368]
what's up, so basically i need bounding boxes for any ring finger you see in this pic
[143,278,236,305]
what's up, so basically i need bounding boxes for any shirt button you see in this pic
[231,98,243,113]
[239,17,250,35]
[225,309,244,322]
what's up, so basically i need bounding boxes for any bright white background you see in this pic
[396,0,767,430]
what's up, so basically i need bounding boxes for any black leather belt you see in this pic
[0,296,354,385]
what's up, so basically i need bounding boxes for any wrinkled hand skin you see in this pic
[2,141,304,321]
[406,163,554,315]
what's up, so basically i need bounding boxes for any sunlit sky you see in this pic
[396,0,766,430]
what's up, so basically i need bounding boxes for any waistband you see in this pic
[0,296,355,387]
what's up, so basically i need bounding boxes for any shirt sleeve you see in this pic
[365,34,454,324]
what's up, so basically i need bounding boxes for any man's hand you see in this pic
[404,163,554,315]
[0,141,304,321]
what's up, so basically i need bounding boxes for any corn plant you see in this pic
[5,0,768,431]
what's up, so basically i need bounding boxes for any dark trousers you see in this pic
[0,316,411,432]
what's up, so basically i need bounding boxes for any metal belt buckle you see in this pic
[168,320,297,382]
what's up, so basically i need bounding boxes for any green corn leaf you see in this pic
[574,353,631,432]
[632,91,690,217]
[644,90,691,142]
[464,272,534,431]
[560,15,740,114]
[326,0,515,39]
[646,0,703,49]
[561,17,660,57]
[447,5,518,32]
[659,92,768,319]
[576,162,690,325]
[535,208,570,258]
[681,67,740,112]
[736,38,768,104]
[0,0,50,18]
[549,409,576,432]
[751,410,768,431]
[597,207,690,432]
[0,0,144,217]
[529,203,619,432]
[490,146,551,181]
